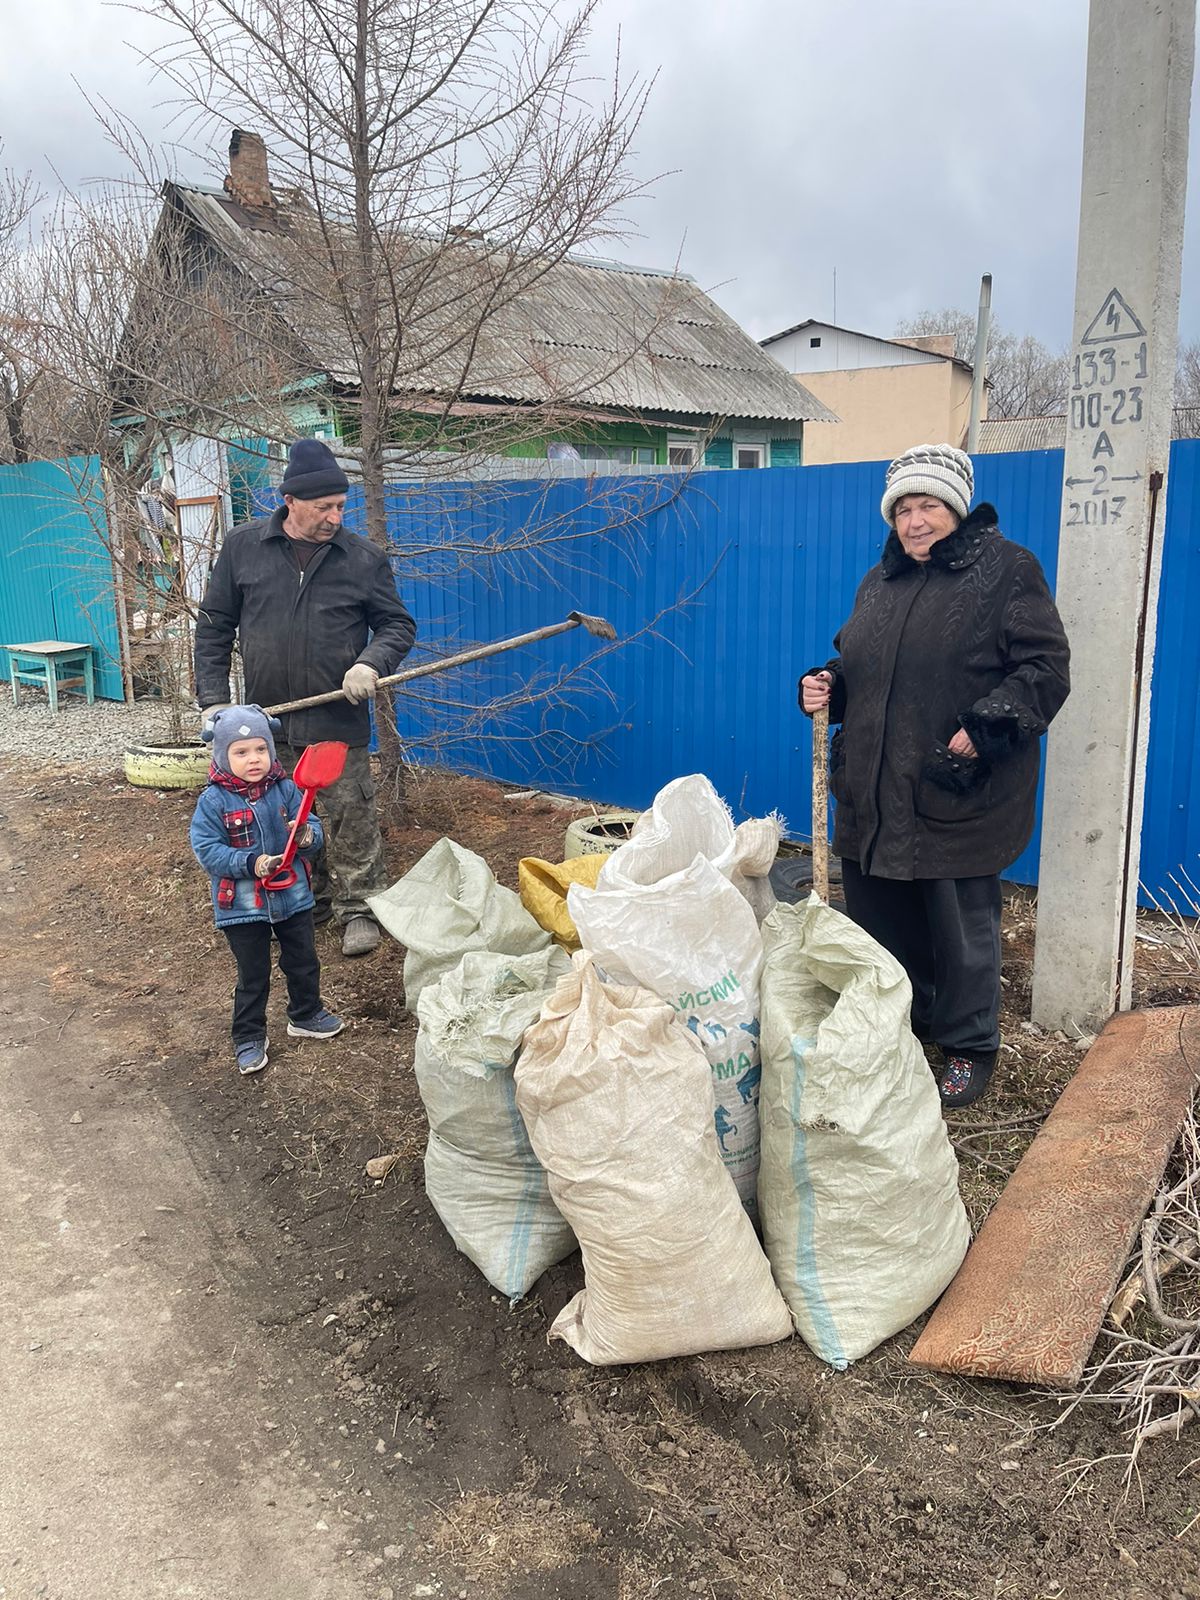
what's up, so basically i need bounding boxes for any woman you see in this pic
[800,443,1070,1109]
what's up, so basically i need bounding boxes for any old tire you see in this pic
[563,810,642,858]
[124,742,210,790]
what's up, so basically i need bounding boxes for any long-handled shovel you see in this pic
[262,739,348,890]
[264,610,617,718]
[811,704,830,903]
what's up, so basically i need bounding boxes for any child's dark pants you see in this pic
[222,910,322,1043]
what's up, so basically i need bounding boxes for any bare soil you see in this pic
[3,754,1199,1600]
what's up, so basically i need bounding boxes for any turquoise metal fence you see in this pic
[0,457,125,701]
[355,440,1200,902]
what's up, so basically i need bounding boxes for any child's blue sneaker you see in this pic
[236,1036,269,1075]
[287,1009,345,1040]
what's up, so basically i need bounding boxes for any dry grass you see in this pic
[428,1486,600,1578]
[1048,1093,1200,1491]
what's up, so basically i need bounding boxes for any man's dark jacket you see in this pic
[805,503,1070,880]
[195,508,417,747]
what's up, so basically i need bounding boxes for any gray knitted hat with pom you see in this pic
[880,443,974,524]
[203,704,280,774]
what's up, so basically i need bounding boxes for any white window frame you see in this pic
[735,442,766,469]
[667,436,698,467]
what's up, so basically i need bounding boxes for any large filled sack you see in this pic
[758,895,971,1367]
[515,954,793,1365]
[517,854,606,950]
[600,774,780,922]
[368,837,552,1010]
[415,947,575,1301]
[568,776,779,1217]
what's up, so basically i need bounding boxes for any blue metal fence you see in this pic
[0,457,126,701]
[360,441,1200,901]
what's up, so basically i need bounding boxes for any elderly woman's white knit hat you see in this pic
[880,443,974,525]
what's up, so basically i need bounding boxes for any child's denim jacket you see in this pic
[190,775,324,928]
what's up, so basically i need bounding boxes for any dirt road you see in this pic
[0,829,437,1600]
[1,970,406,1599]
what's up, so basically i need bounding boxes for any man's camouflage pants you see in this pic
[277,743,387,925]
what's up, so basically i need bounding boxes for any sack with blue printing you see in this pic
[414,947,575,1301]
[568,775,779,1219]
[758,895,970,1366]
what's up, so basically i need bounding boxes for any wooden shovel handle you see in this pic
[812,704,830,903]
[263,611,616,718]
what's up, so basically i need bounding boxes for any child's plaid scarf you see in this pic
[208,760,285,801]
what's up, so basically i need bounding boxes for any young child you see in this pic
[190,705,344,1076]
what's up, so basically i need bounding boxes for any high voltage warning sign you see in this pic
[1081,289,1147,344]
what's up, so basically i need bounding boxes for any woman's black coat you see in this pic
[805,503,1071,880]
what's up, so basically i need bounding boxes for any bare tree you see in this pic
[0,166,315,737]
[61,0,695,775]
[895,308,1069,419]
[0,157,49,463]
[4,10,720,780]
[1176,341,1200,408]
[123,0,659,547]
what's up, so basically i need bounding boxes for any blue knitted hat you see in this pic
[279,438,349,500]
[203,704,281,773]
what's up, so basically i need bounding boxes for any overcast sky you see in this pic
[5,0,1200,350]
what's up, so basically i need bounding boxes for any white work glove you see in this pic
[342,663,379,704]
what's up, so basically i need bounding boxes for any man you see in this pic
[195,438,416,957]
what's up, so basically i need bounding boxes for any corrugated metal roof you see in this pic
[167,184,836,425]
[979,408,1200,453]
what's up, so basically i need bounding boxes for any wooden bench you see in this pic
[4,641,96,713]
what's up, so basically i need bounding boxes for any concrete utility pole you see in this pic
[967,273,991,455]
[1032,0,1194,1032]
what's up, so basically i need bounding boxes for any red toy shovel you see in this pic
[263,741,348,889]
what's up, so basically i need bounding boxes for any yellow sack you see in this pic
[518,854,606,950]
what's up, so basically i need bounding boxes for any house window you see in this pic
[668,444,697,467]
[577,443,657,465]
[809,336,822,348]
[736,444,765,469]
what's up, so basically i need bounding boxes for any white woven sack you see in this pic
[605,773,780,923]
[568,776,775,1217]
[758,895,971,1367]
[368,837,551,1009]
[415,948,574,1301]
[515,954,793,1365]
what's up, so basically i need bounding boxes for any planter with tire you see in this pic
[562,810,642,859]
[124,742,211,790]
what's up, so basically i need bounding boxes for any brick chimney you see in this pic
[223,129,274,214]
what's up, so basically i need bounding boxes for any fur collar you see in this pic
[881,502,999,579]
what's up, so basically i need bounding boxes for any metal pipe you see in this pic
[967,272,992,454]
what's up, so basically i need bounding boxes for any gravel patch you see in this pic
[0,693,192,772]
